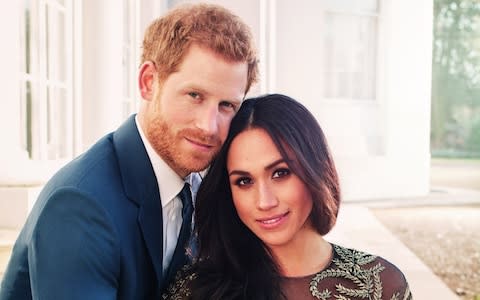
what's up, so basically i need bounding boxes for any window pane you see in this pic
[47,87,51,143]
[122,0,137,117]
[24,3,32,74]
[56,9,66,81]
[56,88,69,158]
[123,47,131,98]
[45,5,50,79]
[47,87,69,159]
[20,81,34,157]
[20,0,73,160]
[323,12,377,100]
[45,4,67,81]
[324,0,378,13]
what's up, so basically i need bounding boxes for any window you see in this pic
[323,0,380,101]
[19,0,74,160]
[122,0,140,118]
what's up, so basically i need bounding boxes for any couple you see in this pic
[0,3,411,300]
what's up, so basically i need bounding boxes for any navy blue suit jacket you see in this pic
[0,115,173,299]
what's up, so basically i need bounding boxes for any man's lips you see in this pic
[185,137,215,149]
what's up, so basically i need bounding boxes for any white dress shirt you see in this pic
[135,116,200,274]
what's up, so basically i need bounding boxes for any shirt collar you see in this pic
[135,116,185,208]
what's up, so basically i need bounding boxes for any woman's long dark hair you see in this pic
[190,94,341,300]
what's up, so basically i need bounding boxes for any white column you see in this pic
[383,0,432,196]
[82,0,125,150]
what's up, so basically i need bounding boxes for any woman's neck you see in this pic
[269,229,332,277]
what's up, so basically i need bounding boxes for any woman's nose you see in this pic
[256,182,279,210]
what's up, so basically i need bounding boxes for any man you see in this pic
[0,3,258,299]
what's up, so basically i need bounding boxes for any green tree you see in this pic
[432,0,480,156]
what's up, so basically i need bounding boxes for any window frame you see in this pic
[19,0,76,160]
[122,0,141,119]
[322,0,384,103]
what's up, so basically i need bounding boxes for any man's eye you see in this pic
[188,92,200,99]
[220,101,237,111]
[272,168,290,179]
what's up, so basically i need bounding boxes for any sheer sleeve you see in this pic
[283,244,413,300]
[161,265,197,300]
[377,256,412,300]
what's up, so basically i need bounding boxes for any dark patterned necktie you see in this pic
[178,183,193,245]
[165,183,193,283]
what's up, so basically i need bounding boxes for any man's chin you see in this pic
[175,157,210,174]
[187,162,211,173]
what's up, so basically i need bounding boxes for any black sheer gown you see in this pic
[162,243,412,300]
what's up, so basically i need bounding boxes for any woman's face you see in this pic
[227,128,314,251]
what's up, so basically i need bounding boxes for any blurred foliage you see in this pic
[431,0,480,158]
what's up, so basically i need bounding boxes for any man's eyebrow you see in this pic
[181,84,208,95]
[181,84,243,104]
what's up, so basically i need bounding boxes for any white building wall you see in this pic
[269,0,432,200]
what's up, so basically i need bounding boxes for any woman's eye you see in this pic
[235,177,252,186]
[272,168,290,179]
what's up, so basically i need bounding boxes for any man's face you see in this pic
[145,44,248,177]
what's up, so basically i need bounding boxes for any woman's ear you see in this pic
[138,61,157,101]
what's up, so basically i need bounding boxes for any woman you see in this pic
[163,94,412,300]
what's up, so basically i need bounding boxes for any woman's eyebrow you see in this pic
[264,158,285,171]
[228,170,249,177]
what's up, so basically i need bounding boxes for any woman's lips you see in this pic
[257,212,289,229]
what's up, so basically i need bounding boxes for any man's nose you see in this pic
[195,104,219,135]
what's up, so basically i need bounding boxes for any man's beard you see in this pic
[147,116,222,176]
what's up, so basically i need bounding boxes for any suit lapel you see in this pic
[137,191,164,284]
[112,115,164,288]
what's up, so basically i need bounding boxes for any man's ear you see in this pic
[138,61,157,101]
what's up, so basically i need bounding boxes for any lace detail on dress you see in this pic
[309,244,412,300]
[162,244,412,300]
[162,265,197,300]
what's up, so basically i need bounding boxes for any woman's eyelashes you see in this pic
[272,168,290,179]
[232,168,291,187]
[234,176,252,187]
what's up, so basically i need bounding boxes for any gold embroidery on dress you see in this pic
[162,266,197,300]
[309,245,411,300]
[162,244,412,300]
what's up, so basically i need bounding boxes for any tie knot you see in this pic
[179,183,193,218]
